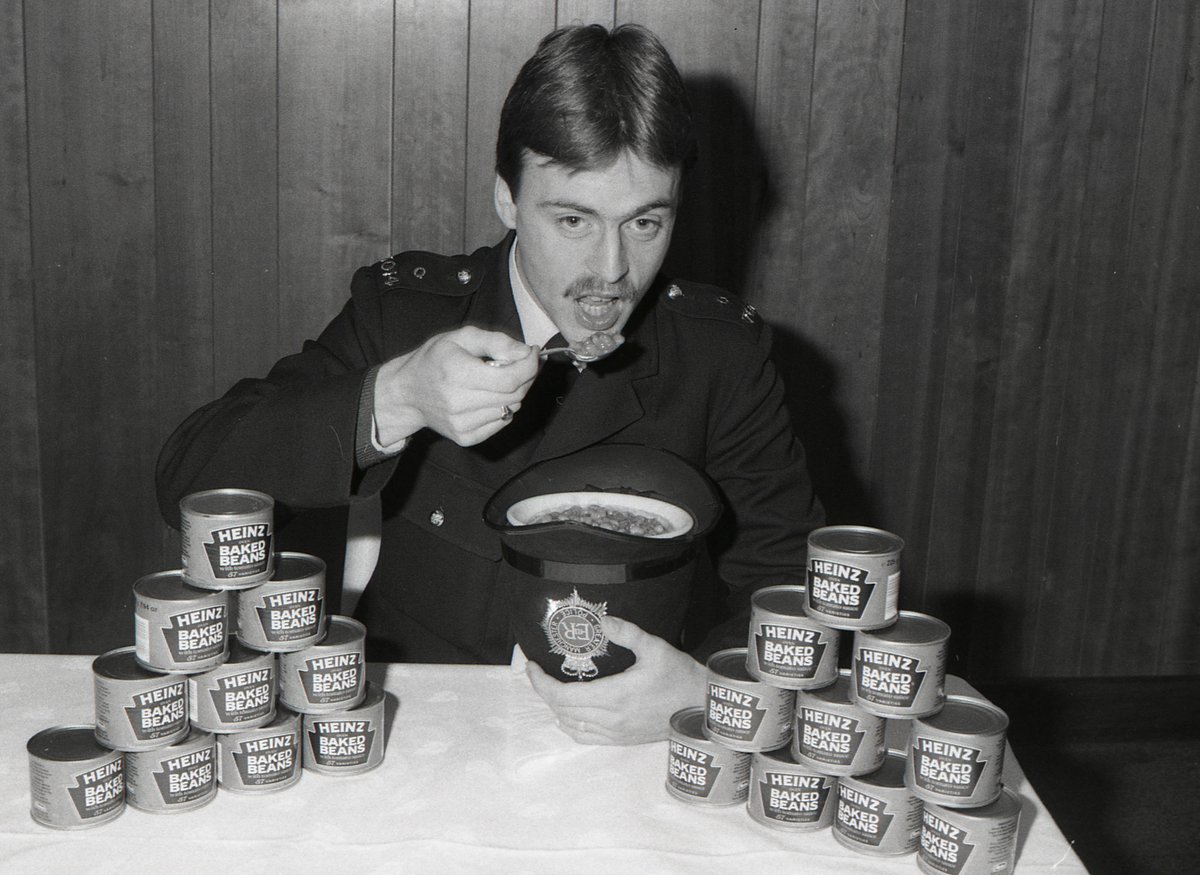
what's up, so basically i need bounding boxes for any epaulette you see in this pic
[370,248,489,296]
[659,280,764,338]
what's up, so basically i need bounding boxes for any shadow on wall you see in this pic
[666,74,873,527]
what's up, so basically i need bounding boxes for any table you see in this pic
[0,654,1087,874]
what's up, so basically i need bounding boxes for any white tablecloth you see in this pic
[0,654,1087,874]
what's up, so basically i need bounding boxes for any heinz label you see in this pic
[299,652,363,705]
[912,738,986,799]
[233,733,298,787]
[808,560,874,620]
[209,668,275,724]
[152,746,215,805]
[836,784,892,846]
[920,808,976,874]
[308,720,376,767]
[124,681,187,741]
[204,524,272,579]
[856,647,926,708]
[799,707,866,765]
[707,683,766,743]
[164,605,227,663]
[67,760,125,820]
[667,740,721,799]
[256,588,323,642]
[758,772,831,824]
[754,625,827,679]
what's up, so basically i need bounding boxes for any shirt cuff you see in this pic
[355,365,409,468]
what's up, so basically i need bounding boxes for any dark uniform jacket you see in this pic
[156,233,824,664]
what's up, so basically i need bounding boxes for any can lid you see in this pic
[751,585,808,617]
[863,611,950,645]
[180,488,273,518]
[133,570,225,603]
[27,726,115,761]
[224,638,276,667]
[320,615,367,647]
[271,552,326,583]
[93,646,174,681]
[757,745,800,766]
[853,750,907,788]
[669,706,707,739]
[919,695,1008,735]
[706,648,753,682]
[151,726,215,755]
[809,525,904,555]
[801,667,853,705]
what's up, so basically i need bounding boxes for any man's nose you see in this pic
[589,228,629,285]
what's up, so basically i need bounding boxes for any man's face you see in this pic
[495,150,681,345]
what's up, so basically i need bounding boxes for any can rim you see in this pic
[27,725,117,761]
[858,610,951,644]
[808,525,904,555]
[917,694,1009,735]
[179,488,274,517]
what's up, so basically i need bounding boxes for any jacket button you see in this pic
[429,509,445,527]
[667,284,683,299]
[413,266,427,279]
[457,269,472,284]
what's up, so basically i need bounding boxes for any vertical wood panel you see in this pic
[874,0,974,602]
[0,0,49,652]
[1094,0,1200,674]
[919,0,1031,629]
[393,0,469,254]
[1037,0,1158,676]
[794,0,904,503]
[974,0,1105,677]
[25,0,159,652]
[278,0,394,348]
[211,0,279,390]
[557,0,615,28]
[627,0,762,292]
[464,0,557,250]
[152,0,213,570]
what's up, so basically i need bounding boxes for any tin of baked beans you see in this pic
[833,751,923,856]
[278,615,366,713]
[703,648,796,752]
[850,611,950,718]
[237,551,327,651]
[217,708,302,793]
[93,647,188,751]
[189,640,277,733]
[666,706,751,806]
[806,526,903,630]
[27,726,124,829]
[301,681,386,775]
[919,787,1022,875]
[748,746,837,831]
[124,728,217,813]
[180,488,274,590]
[793,669,887,776]
[907,695,1008,808]
[133,571,230,674]
[747,585,839,690]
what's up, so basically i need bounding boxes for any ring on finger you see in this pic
[499,404,513,422]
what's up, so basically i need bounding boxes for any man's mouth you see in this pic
[574,295,624,330]
[567,277,635,332]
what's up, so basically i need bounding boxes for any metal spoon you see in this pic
[539,334,624,364]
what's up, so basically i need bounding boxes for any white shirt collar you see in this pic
[509,239,560,348]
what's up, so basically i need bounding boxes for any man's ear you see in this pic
[494,175,517,230]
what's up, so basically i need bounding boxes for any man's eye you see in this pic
[627,217,662,239]
[559,215,586,231]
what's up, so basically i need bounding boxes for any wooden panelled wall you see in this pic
[2,1,1197,678]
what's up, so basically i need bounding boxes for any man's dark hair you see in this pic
[496,24,696,196]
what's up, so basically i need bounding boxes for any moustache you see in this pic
[563,275,637,301]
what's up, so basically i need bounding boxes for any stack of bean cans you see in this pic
[26,488,386,830]
[666,525,1021,875]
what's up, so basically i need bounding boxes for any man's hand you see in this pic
[374,326,539,446]
[525,615,708,745]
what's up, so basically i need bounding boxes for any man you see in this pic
[157,24,824,745]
